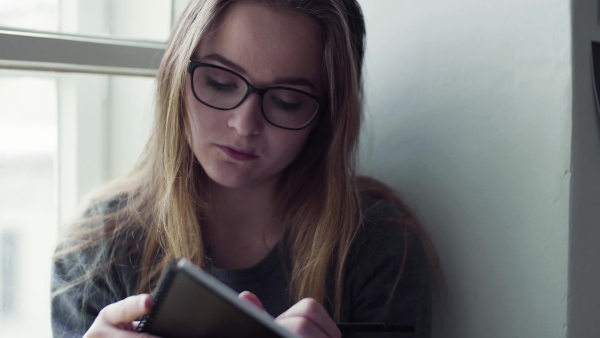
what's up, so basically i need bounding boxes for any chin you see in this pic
[211,178,252,189]
[204,169,255,189]
[205,167,281,191]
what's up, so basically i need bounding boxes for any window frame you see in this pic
[0,4,176,336]
[0,29,165,76]
[0,28,166,223]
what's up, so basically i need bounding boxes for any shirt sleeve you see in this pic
[51,197,143,338]
[51,245,121,338]
[341,200,432,338]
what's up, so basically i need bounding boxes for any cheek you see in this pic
[184,87,199,141]
[185,95,220,144]
[273,129,314,163]
[185,104,202,148]
[185,109,214,164]
[185,83,211,140]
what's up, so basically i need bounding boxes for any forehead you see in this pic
[194,2,324,90]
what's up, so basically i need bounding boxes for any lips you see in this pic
[218,145,258,161]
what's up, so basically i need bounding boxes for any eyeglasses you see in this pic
[187,61,323,130]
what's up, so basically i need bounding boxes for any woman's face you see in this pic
[185,2,324,190]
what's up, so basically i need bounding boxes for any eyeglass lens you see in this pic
[192,65,319,129]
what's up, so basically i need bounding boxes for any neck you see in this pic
[202,179,283,261]
[210,184,278,228]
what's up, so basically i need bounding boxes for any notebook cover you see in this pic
[137,259,299,338]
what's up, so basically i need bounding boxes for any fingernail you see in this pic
[144,295,153,309]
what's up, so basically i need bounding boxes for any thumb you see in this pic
[238,291,266,312]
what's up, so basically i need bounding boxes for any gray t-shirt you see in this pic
[51,198,432,337]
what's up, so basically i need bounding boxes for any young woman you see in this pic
[51,0,441,337]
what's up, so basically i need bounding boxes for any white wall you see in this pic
[357,1,572,337]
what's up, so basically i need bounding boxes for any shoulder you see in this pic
[355,177,411,242]
[345,190,431,297]
[339,190,432,330]
[55,194,138,260]
[354,194,415,258]
[80,194,129,222]
[68,194,143,245]
[54,194,144,291]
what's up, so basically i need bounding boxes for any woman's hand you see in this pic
[239,291,341,338]
[83,294,160,338]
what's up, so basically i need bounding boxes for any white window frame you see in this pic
[0,27,166,221]
[0,29,165,76]
[0,3,194,336]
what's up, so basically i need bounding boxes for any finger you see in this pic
[277,298,340,338]
[238,291,266,311]
[84,325,161,338]
[276,316,328,338]
[98,294,153,325]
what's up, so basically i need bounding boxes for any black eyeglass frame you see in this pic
[187,60,324,131]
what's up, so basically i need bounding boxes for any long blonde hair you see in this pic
[55,0,442,320]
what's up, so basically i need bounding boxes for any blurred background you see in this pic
[0,1,187,336]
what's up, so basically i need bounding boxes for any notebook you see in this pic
[136,258,300,338]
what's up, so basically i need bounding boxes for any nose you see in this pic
[227,93,263,136]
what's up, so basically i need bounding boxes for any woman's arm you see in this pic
[52,197,144,337]
[51,233,142,337]
[51,248,117,337]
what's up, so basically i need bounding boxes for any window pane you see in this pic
[0,0,57,32]
[0,70,154,337]
[0,0,173,42]
[0,74,57,337]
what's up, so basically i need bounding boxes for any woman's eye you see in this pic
[270,96,301,111]
[206,77,236,91]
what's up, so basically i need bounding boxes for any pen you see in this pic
[336,323,415,333]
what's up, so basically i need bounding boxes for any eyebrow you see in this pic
[200,53,317,91]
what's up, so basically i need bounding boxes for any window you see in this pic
[0,1,187,336]
[0,0,174,42]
